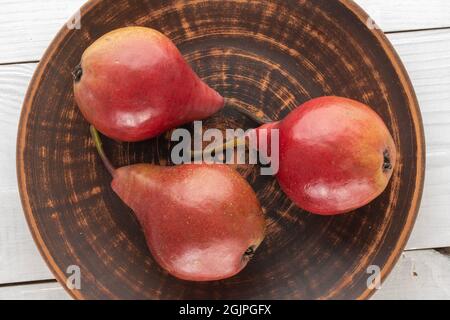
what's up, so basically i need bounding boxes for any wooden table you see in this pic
[1,0,449,300]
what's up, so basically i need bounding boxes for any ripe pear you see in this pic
[90,127,265,281]
[74,27,224,142]
[255,96,397,215]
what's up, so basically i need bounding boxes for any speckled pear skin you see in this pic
[111,163,265,281]
[74,27,224,142]
[269,96,397,215]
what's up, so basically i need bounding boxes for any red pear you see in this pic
[90,127,265,281]
[74,27,224,142]
[256,96,397,215]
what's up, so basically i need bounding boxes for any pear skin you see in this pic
[111,164,266,281]
[273,96,397,215]
[74,27,224,142]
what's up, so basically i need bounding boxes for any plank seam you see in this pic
[0,279,57,289]
[386,26,450,35]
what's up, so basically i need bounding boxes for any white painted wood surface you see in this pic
[0,282,70,300]
[0,64,54,284]
[1,0,450,64]
[0,0,449,299]
[389,30,450,250]
[356,0,450,32]
[2,249,449,300]
[372,250,450,300]
[0,0,84,64]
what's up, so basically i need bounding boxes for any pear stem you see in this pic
[225,98,272,125]
[90,125,116,176]
[191,135,248,159]
[190,99,273,159]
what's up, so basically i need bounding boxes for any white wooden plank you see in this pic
[0,282,70,300]
[386,30,450,250]
[0,0,450,64]
[372,250,450,300]
[0,64,54,283]
[0,0,85,64]
[356,0,450,33]
[0,249,447,299]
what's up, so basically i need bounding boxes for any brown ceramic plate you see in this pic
[17,0,425,300]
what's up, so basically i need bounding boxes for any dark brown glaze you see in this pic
[17,0,425,300]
